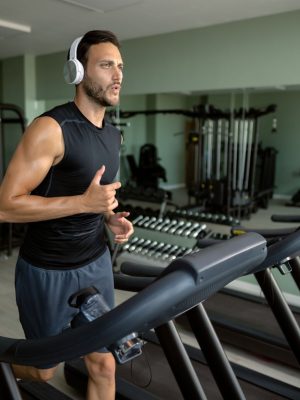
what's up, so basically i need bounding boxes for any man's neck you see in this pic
[74,96,106,128]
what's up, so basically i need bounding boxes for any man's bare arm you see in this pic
[0,117,120,223]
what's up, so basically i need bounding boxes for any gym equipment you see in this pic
[63,36,84,85]
[228,224,300,366]
[286,190,300,207]
[112,206,232,273]
[200,222,300,369]
[183,105,277,217]
[0,103,26,256]
[113,103,277,217]
[271,215,300,290]
[270,214,300,291]
[120,225,300,369]
[0,103,26,179]
[66,230,300,400]
[168,206,240,226]
[125,144,167,190]
[0,233,266,400]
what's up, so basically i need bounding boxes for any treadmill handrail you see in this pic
[121,229,300,278]
[0,233,266,367]
[114,273,154,291]
[119,262,164,278]
[231,225,297,238]
[252,228,300,272]
[271,214,300,223]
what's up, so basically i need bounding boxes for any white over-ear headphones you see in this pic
[63,36,84,85]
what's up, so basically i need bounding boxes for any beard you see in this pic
[82,76,119,107]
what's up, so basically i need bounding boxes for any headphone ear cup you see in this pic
[64,59,84,84]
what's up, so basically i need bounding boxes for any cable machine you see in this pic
[111,103,276,219]
[0,103,26,255]
[185,104,277,218]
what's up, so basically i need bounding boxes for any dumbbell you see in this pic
[181,248,194,256]
[215,214,227,224]
[161,245,179,260]
[140,240,159,256]
[189,223,207,239]
[132,215,144,225]
[151,243,172,259]
[149,218,164,229]
[128,238,145,252]
[181,222,200,237]
[188,222,206,237]
[137,216,151,227]
[122,236,139,251]
[167,246,187,262]
[161,219,178,233]
[178,209,187,217]
[174,221,192,236]
[133,239,152,254]
[168,220,185,234]
[142,216,157,228]
[155,218,171,231]
[148,242,168,258]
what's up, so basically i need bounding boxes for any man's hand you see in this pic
[82,165,121,214]
[106,211,134,244]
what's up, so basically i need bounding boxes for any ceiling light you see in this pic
[58,0,104,12]
[0,18,31,33]
[56,0,142,13]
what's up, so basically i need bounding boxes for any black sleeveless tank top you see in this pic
[20,102,121,269]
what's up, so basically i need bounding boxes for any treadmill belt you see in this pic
[65,340,298,400]
[119,340,298,399]
[184,291,300,369]
[205,291,300,337]
[18,381,72,400]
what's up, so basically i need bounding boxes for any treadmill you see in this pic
[65,230,300,399]
[0,233,267,400]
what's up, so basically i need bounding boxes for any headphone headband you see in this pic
[64,35,84,85]
[69,36,83,60]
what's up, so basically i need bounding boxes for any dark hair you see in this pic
[77,30,121,67]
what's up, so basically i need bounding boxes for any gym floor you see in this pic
[0,191,299,399]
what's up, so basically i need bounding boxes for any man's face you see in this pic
[82,42,123,107]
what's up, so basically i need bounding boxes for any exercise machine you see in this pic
[65,229,300,399]
[0,233,266,399]
[0,103,26,256]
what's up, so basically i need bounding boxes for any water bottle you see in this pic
[69,287,143,364]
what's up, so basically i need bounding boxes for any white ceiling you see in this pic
[1,0,300,60]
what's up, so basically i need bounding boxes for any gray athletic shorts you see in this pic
[15,246,114,368]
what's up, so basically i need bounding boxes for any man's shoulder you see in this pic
[40,102,75,124]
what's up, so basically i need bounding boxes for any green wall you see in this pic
[1,10,300,192]
[30,10,300,98]
[119,94,148,183]
[251,91,300,196]
[36,52,73,101]
[121,10,300,95]
[2,56,25,107]
[153,94,189,187]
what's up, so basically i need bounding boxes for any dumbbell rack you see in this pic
[114,213,232,271]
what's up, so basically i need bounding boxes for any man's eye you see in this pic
[100,62,111,68]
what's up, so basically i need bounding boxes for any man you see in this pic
[0,30,133,400]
